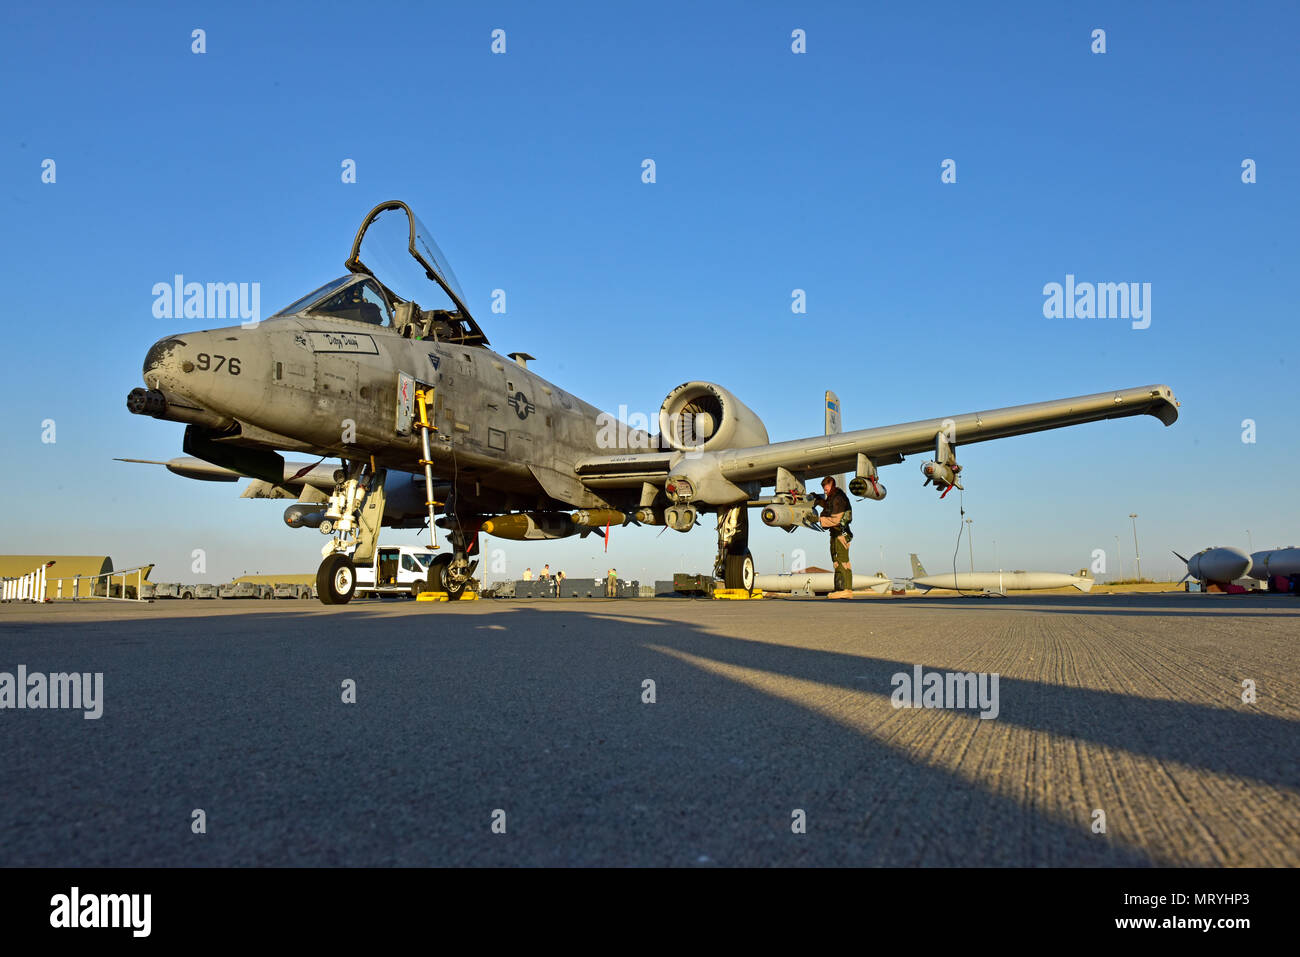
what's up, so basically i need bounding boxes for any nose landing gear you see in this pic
[317,553,357,605]
[315,460,386,605]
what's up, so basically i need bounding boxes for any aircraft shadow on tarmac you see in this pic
[1,604,1295,867]
[882,592,1300,619]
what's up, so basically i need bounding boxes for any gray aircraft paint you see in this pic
[125,201,1180,599]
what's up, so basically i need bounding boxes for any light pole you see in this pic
[1129,513,1142,582]
[965,518,974,572]
[1115,535,1123,582]
[1247,529,1254,552]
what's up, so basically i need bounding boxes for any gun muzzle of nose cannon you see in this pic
[126,387,235,431]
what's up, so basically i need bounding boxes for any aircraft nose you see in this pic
[142,336,188,388]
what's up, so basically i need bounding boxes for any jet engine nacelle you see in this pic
[658,382,769,453]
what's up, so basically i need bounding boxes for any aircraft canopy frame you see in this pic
[346,200,488,346]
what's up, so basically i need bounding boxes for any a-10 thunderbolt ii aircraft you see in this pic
[125,201,1181,604]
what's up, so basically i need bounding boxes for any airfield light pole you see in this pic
[965,518,974,573]
[1247,529,1254,552]
[1115,535,1123,582]
[1130,513,1142,582]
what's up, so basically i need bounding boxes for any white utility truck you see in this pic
[354,545,439,598]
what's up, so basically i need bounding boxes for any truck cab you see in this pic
[355,545,439,597]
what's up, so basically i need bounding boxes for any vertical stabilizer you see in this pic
[825,390,845,490]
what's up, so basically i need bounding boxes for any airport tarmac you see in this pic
[1,594,1296,867]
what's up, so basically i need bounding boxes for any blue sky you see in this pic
[1,1,1296,584]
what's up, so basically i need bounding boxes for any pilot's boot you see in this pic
[828,565,854,599]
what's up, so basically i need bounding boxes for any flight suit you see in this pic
[821,487,853,593]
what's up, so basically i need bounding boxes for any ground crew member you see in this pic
[556,570,566,596]
[606,568,618,598]
[522,567,533,581]
[814,476,854,599]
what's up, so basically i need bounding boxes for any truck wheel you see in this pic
[317,555,357,605]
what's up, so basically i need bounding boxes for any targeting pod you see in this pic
[284,504,326,529]
[761,503,819,531]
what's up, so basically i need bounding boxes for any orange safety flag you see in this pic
[604,522,610,552]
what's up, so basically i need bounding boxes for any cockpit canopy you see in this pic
[268,201,488,345]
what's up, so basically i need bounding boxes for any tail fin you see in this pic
[1171,549,1191,584]
[825,391,845,491]
[909,553,927,578]
[1071,578,1095,592]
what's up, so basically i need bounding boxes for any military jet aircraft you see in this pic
[126,200,1181,604]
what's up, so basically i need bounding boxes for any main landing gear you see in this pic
[714,505,755,594]
[421,525,476,601]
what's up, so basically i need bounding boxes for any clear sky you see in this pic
[1,1,1296,585]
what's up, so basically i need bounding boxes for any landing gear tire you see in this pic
[317,554,357,605]
[426,554,468,601]
[725,550,755,594]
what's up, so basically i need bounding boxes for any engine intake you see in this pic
[658,382,768,453]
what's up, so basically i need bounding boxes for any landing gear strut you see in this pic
[315,460,387,605]
[715,505,755,594]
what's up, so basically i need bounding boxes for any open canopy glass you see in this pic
[346,200,488,345]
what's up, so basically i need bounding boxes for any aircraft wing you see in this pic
[574,384,1178,500]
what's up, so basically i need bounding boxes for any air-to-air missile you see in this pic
[1247,546,1300,581]
[1173,546,1253,585]
[920,460,961,492]
[480,512,580,541]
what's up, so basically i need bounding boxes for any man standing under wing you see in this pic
[814,476,854,599]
